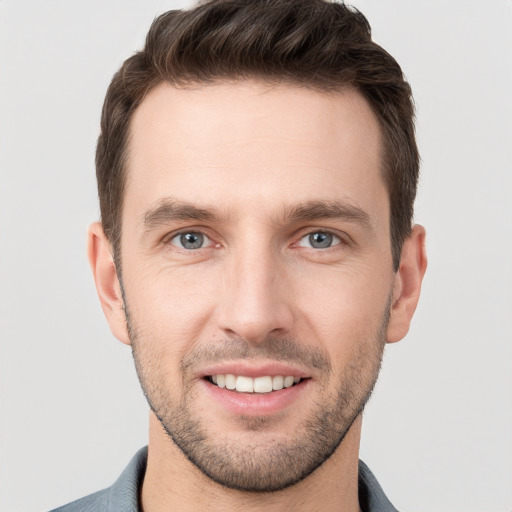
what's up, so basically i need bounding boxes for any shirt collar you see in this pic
[108,447,398,512]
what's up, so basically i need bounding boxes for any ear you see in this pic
[387,224,427,343]
[87,222,131,345]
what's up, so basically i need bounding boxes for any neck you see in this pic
[141,412,363,512]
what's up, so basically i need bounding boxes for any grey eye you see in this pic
[171,232,208,250]
[298,231,340,249]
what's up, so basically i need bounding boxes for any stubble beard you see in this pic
[126,305,388,493]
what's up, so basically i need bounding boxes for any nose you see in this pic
[215,245,294,344]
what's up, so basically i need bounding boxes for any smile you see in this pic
[207,374,304,393]
[200,367,311,416]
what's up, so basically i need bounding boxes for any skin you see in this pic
[88,81,427,512]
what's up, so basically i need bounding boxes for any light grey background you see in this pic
[1,1,511,511]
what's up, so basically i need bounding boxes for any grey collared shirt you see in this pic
[50,446,399,512]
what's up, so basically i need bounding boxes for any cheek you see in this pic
[293,264,392,351]
[123,262,221,356]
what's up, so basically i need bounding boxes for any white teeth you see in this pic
[235,375,254,393]
[272,375,284,390]
[283,376,295,388]
[254,376,273,393]
[225,374,236,390]
[210,374,302,393]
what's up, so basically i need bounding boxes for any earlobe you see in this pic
[387,224,427,343]
[87,222,131,345]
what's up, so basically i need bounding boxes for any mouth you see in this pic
[199,364,312,416]
[205,374,307,394]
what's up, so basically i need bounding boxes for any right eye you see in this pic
[169,232,211,250]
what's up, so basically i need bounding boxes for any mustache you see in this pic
[180,337,332,374]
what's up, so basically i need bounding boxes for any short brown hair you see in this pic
[96,0,418,271]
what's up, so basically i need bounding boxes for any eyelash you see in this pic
[166,230,217,250]
[164,228,347,252]
[295,230,343,249]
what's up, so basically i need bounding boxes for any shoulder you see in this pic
[48,488,109,512]
[358,460,399,512]
[48,446,148,512]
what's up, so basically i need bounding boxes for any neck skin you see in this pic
[141,411,363,512]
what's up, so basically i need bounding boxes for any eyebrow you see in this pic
[142,197,372,232]
[284,200,372,230]
[142,199,220,231]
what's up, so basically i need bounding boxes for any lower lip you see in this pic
[200,379,310,416]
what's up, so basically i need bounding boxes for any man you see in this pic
[53,0,426,510]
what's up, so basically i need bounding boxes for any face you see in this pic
[117,82,397,491]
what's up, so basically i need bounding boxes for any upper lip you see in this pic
[198,361,311,379]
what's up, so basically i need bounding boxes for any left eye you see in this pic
[170,232,211,250]
[298,231,341,249]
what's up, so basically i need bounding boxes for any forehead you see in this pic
[125,81,386,225]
